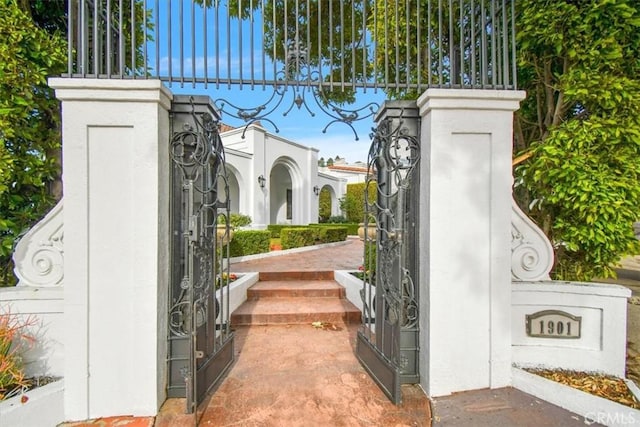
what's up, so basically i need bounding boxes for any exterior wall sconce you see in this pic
[313,185,320,196]
[258,175,266,188]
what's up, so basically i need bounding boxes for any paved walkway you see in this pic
[65,238,615,426]
[225,238,597,426]
[230,238,365,273]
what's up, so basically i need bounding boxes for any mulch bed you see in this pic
[526,368,640,409]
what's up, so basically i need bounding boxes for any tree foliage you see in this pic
[0,0,67,285]
[515,0,640,280]
[202,0,370,104]
[318,187,331,222]
[341,181,376,223]
[369,0,471,98]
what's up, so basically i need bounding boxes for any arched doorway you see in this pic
[318,185,334,222]
[220,164,242,214]
[269,157,304,225]
[269,163,293,224]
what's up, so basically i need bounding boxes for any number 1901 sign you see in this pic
[526,310,582,339]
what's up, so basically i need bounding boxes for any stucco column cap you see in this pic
[48,78,172,111]
[417,89,526,115]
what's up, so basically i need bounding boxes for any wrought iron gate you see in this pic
[356,101,420,404]
[167,95,234,413]
[61,0,518,408]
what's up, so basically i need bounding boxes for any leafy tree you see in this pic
[0,0,151,285]
[0,0,67,285]
[318,157,325,167]
[326,157,334,167]
[515,0,640,280]
[341,181,376,223]
[206,0,370,104]
[365,0,640,279]
[318,187,331,222]
[369,0,497,97]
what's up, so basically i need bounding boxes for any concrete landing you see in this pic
[431,387,602,426]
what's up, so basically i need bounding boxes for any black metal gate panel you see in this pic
[167,95,234,413]
[64,1,517,92]
[357,101,420,404]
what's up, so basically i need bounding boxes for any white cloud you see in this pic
[294,132,373,164]
[156,49,275,80]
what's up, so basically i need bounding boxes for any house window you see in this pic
[286,189,292,220]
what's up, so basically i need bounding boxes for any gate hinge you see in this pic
[195,350,204,359]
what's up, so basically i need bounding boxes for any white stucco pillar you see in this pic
[246,126,269,229]
[49,79,172,420]
[417,89,526,396]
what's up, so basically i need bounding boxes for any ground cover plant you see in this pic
[0,309,35,401]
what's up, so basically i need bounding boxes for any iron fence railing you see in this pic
[65,0,516,91]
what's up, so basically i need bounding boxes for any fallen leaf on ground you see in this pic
[526,368,640,409]
[311,321,343,331]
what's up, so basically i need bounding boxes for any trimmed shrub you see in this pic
[323,226,348,242]
[219,213,252,229]
[281,228,316,249]
[267,224,307,238]
[309,222,359,236]
[228,230,270,257]
[309,225,348,243]
[364,241,377,273]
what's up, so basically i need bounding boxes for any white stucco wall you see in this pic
[512,281,630,377]
[49,78,171,421]
[221,124,323,226]
[417,90,526,397]
[318,172,347,218]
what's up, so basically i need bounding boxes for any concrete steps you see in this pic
[231,271,361,326]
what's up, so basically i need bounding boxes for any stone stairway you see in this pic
[231,271,361,326]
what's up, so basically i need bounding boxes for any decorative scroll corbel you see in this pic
[511,198,554,281]
[12,200,64,287]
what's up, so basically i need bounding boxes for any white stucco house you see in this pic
[221,122,369,227]
[320,161,371,185]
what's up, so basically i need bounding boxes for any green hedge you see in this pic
[363,241,377,273]
[309,222,360,235]
[267,224,308,238]
[228,230,271,257]
[280,225,349,249]
[324,226,348,242]
[219,213,252,228]
[281,228,316,249]
[342,181,377,223]
[309,225,348,243]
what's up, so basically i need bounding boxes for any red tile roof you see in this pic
[327,165,373,174]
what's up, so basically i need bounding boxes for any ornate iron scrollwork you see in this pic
[214,42,379,140]
[363,107,420,330]
[357,101,420,403]
[168,96,234,413]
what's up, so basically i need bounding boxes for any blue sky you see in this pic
[164,83,385,163]
[150,1,385,164]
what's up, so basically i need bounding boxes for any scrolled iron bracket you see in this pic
[212,46,380,140]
